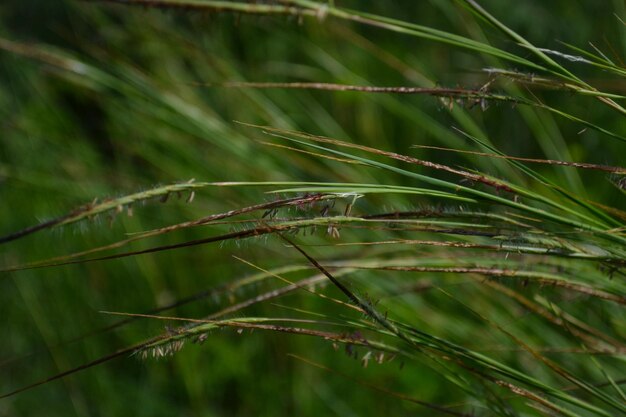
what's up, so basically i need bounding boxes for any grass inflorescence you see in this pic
[0,1,625,416]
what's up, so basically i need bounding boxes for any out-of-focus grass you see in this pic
[0,1,625,416]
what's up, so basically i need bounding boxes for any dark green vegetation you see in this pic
[1,1,625,416]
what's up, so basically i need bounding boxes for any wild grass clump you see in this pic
[0,1,624,416]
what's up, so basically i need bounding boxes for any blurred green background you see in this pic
[0,1,625,416]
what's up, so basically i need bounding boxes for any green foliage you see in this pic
[1,1,625,416]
